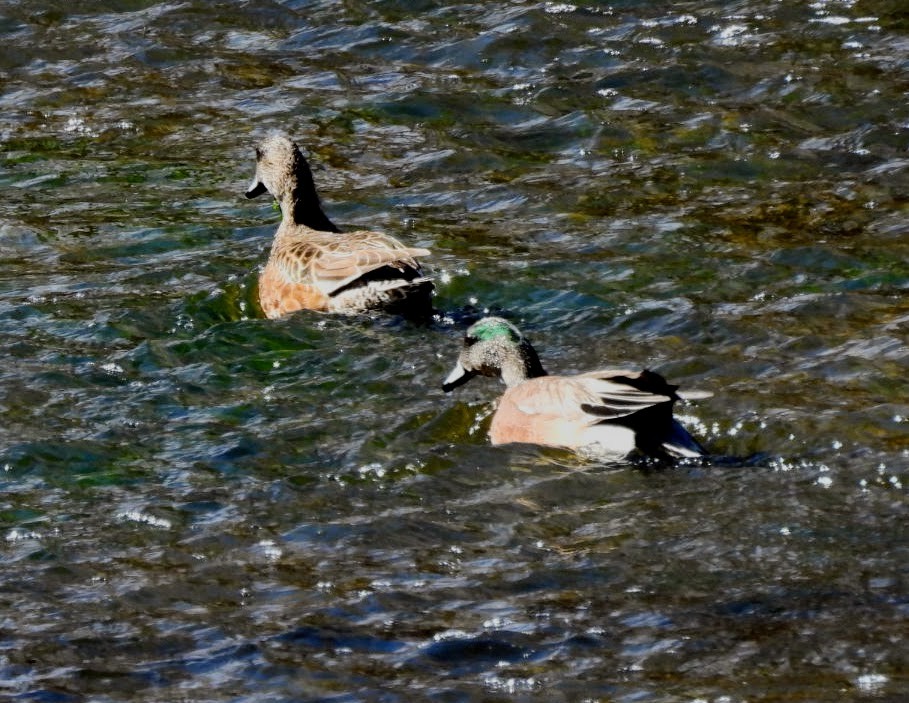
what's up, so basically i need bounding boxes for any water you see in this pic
[1,0,907,700]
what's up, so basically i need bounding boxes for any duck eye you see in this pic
[254,148,263,160]
[464,335,478,347]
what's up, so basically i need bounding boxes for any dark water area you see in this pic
[1,0,907,700]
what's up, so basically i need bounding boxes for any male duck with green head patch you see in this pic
[443,317,710,462]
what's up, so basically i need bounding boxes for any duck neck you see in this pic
[282,190,340,232]
[501,343,547,388]
[282,153,341,232]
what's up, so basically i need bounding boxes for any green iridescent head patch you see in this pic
[467,317,521,343]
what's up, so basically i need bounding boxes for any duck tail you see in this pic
[371,277,435,319]
[661,419,708,458]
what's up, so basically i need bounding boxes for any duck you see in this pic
[441,316,711,461]
[245,133,434,319]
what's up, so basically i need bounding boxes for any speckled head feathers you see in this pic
[442,317,546,391]
[245,133,339,232]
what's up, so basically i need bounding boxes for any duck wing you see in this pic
[574,369,680,421]
[503,372,663,423]
[274,228,430,297]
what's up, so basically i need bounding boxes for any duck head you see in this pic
[245,134,339,232]
[442,316,547,391]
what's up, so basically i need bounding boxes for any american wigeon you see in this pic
[245,133,433,319]
[442,317,710,461]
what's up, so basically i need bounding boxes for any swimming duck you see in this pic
[442,317,710,461]
[245,133,433,319]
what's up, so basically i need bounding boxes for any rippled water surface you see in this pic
[1,0,908,700]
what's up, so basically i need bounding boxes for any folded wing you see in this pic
[274,228,430,297]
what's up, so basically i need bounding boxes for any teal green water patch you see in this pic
[0,440,151,487]
[405,401,492,447]
[838,266,909,293]
[375,90,535,132]
[180,276,262,326]
[59,235,185,265]
[0,506,45,529]
[2,150,46,166]
[431,268,542,318]
[162,318,324,369]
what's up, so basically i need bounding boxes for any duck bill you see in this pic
[245,177,268,199]
[442,363,475,392]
